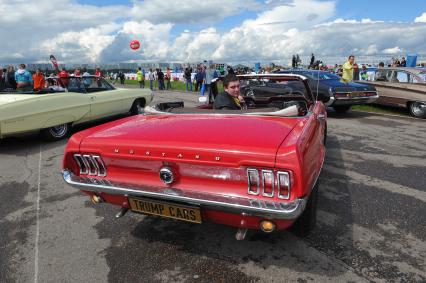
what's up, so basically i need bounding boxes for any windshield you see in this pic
[417,72,426,83]
[300,71,340,80]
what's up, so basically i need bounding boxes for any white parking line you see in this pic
[34,144,42,283]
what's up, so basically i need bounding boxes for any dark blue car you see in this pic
[261,70,379,113]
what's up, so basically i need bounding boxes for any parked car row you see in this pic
[2,69,423,240]
[271,70,379,113]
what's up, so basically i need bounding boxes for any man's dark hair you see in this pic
[223,74,239,88]
[348,55,355,60]
[378,62,385,67]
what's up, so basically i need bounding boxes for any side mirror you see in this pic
[198,96,208,103]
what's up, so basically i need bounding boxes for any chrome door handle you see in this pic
[317,114,325,120]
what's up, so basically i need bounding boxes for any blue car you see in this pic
[270,70,379,113]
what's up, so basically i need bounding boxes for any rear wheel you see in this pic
[130,99,145,115]
[291,180,319,237]
[41,123,70,141]
[333,105,351,113]
[408,101,426,118]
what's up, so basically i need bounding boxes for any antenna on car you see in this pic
[315,69,320,102]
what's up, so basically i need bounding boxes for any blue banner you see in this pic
[406,55,417,67]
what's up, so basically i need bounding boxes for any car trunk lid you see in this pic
[80,114,300,167]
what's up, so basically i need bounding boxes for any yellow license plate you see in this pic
[128,197,202,224]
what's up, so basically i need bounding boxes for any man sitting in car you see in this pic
[213,74,245,110]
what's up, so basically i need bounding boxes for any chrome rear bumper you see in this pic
[62,170,307,220]
[332,94,379,106]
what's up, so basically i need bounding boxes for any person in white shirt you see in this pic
[148,69,155,90]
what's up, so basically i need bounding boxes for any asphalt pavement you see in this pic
[0,90,425,283]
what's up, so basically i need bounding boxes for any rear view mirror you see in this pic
[198,96,208,103]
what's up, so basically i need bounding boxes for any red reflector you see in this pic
[277,172,290,199]
[262,170,274,197]
[247,169,260,195]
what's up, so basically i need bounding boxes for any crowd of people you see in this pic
[123,63,237,98]
[2,54,417,93]
[0,64,104,92]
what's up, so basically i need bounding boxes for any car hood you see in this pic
[80,114,301,167]
[320,79,376,91]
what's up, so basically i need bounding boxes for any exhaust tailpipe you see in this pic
[235,228,248,240]
[115,208,129,218]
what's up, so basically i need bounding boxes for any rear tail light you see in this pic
[247,168,291,199]
[277,171,290,199]
[73,154,107,177]
[261,170,274,197]
[247,169,260,195]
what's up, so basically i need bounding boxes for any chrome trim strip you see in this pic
[261,170,274,197]
[93,155,107,177]
[73,154,88,175]
[277,171,291,200]
[62,170,307,220]
[325,96,335,106]
[247,168,260,195]
[334,94,379,100]
[83,155,97,176]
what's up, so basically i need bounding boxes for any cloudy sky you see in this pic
[1,0,425,64]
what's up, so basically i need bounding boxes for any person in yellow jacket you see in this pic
[136,67,144,88]
[342,55,355,83]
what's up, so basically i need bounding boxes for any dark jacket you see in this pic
[158,71,164,80]
[0,75,6,91]
[213,91,241,110]
[5,71,17,89]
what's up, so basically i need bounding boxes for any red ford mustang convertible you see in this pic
[62,74,327,239]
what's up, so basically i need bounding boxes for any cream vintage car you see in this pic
[0,76,153,140]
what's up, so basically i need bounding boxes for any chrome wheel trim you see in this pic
[49,124,68,138]
[411,102,426,117]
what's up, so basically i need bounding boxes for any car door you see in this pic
[87,78,124,120]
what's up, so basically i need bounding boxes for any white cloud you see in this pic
[130,0,259,24]
[414,12,426,23]
[0,0,128,63]
[383,47,403,54]
[1,0,426,65]
[40,24,119,63]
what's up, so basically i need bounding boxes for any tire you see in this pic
[408,101,426,118]
[130,99,145,115]
[333,105,351,113]
[323,124,327,146]
[291,180,319,237]
[41,123,70,141]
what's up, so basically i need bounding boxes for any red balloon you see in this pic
[130,40,140,50]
